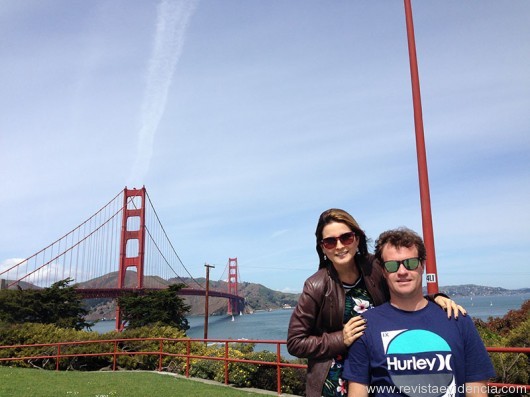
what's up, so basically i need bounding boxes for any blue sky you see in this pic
[1,1,529,292]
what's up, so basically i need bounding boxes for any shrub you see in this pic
[241,350,305,395]
[0,324,306,394]
[494,318,529,387]
[117,324,188,371]
[475,300,529,394]
[0,322,112,370]
[188,344,224,380]
[217,349,257,388]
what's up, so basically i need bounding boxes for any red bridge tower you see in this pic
[227,258,240,315]
[115,187,146,330]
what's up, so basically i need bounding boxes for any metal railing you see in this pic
[483,347,530,393]
[0,337,305,395]
[0,338,528,395]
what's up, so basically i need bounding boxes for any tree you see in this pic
[0,278,91,330]
[475,299,529,390]
[117,284,191,330]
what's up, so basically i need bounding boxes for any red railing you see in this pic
[483,347,530,392]
[0,337,305,395]
[0,339,528,395]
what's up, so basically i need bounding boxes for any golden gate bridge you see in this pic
[0,187,244,330]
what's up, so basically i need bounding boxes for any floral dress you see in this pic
[321,276,374,397]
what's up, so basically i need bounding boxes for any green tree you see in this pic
[0,278,91,330]
[475,299,529,390]
[117,284,191,330]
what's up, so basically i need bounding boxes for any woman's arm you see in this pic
[348,382,369,397]
[464,381,489,397]
[287,280,346,360]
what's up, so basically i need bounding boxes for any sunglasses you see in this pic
[321,232,356,250]
[383,257,421,273]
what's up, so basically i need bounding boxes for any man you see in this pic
[343,227,495,397]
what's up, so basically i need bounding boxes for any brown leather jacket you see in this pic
[286,254,389,397]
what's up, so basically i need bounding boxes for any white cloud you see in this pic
[129,0,198,185]
[1,1,529,292]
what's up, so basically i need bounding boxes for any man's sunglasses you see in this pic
[320,232,356,250]
[383,257,421,273]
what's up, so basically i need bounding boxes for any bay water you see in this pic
[91,293,530,358]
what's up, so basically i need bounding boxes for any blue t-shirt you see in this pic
[343,301,495,397]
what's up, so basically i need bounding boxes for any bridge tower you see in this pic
[115,187,146,330]
[227,257,240,315]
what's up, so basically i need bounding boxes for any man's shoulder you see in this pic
[423,301,477,326]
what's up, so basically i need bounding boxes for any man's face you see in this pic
[382,244,424,300]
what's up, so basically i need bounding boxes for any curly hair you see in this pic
[374,227,426,265]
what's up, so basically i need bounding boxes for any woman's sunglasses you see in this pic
[383,257,421,273]
[320,232,356,250]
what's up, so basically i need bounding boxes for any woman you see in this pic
[287,209,465,397]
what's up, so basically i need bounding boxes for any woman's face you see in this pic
[321,221,359,270]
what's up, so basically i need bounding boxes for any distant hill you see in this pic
[84,280,529,321]
[5,273,527,321]
[165,277,300,316]
[79,272,300,320]
[0,279,42,290]
[431,284,530,297]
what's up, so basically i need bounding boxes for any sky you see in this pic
[1,1,529,293]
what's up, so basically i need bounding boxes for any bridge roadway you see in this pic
[76,287,243,301]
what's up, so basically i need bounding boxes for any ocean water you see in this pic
[451,293,530,321]
[92,309,294,358]
[90,293,530,358]
[91,293,530,335]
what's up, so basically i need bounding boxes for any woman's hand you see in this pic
[434,295,467,319]
[343,316,367,347]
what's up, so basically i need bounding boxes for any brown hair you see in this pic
[315,208,368,269]
[374,227,426,265]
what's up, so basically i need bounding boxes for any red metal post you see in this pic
[158,340,164,371]
[403,0,439,293]
[224,342,229,385]
[115,187,147,330]
[186,340,190,378]
[56,345,60,371]
[227,258,239,315]
[277,343,282,395]
[113,340,117,371]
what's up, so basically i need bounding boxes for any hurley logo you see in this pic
[387,354,453,371]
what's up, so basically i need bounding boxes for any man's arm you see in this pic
[348,382,369,397]
[465,381,489,397]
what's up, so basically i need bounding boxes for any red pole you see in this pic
[403,0,439,293]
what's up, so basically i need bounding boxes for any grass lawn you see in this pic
[0,367,270,397]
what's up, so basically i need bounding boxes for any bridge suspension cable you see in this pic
[0,188,204,291]
[143,190,204,290]
[0,190,124,288]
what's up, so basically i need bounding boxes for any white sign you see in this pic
[426,273,437,283]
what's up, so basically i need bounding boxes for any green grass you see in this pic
[0,367,268,397]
